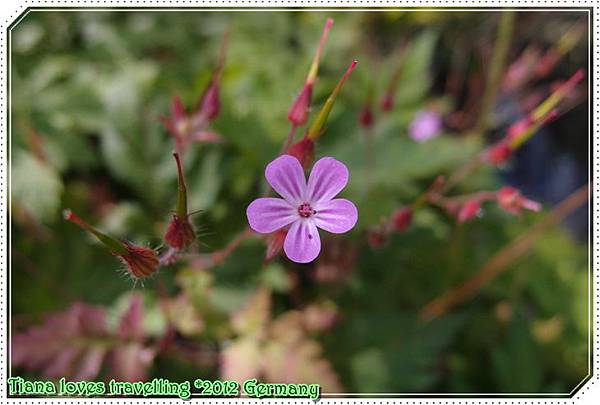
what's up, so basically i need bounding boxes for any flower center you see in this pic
[298,202,316,218]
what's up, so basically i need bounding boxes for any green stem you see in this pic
[63,210,128,255]
[173,152,188,218]
[307,60,358,141]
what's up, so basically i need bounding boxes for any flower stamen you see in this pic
[298,203,316,218]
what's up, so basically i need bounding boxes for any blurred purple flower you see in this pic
[246,155,358,263]
[408,109,443,143]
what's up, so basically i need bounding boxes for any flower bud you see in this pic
[199,80,220,122]
[64,210,159,279]
[497,186,542,215]
[358,104,374,129]
[457,200,481,224]
[164,152,196,250]
[392,207,412,232]
[380,91,394,112]
[265,229,287,263]
[165,215,195,250]
[287,18,333,127]
[287,83,313,126]
[286,136,315,169]
[307,60,358,141]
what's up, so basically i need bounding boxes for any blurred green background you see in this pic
[10,10,589,394]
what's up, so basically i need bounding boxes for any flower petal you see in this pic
[314,198,358,233]
[283,220,321,263]
[265,155,307,204]
[307,157,349,203]
[247,198,297,234]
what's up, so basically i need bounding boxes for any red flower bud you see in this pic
[457,200,481,224]
[164,215,195,250]
[265,229,287,263]
[497,186,542,215]
[64,210,159,279]
[487,142,513,165]
[380,92,394,112]
[286,136,315,169]
[392,207,412,232]
[199,81,220,122]
[287,83,313,126]
[164,152,196,250]
[118,243,160,279]
[358,104,374,128]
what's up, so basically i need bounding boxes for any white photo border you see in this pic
[0,1,595,403]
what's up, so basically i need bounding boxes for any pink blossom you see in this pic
[497,186,542,215]
[246,155,358,263]
[457,200,482,223]
[409,109,442,143]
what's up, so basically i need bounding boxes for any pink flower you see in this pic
[457,200,482,224]
[409,109,442,143]
[497,186,542,215]
[246,155,358,263]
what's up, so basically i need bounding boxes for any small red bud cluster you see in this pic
[160,32,229,154]
[457,199,482,224]
[496,186,542,215]
[444,187,541,224]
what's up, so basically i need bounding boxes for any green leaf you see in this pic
[12,150,63,223]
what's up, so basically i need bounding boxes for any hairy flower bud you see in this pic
[63,210,159,279]
[164,152,196,250]
[165,215,195,250]
[119,243,160,279]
